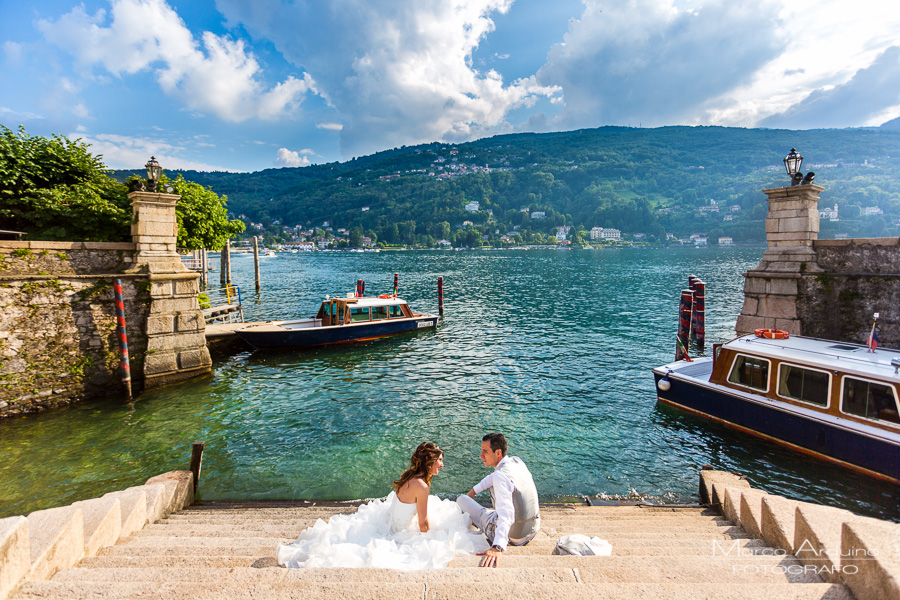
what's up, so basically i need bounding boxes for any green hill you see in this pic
[113,125,900,246]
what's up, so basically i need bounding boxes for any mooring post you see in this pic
[438,276,444,318]
[219,240,228,286]
[189,441,205,493]
[113,278,133,401]
[691,279,706,348]
[677,288,694,356]
[200,248,208,286]
[394,273,399,297]
[253,237,261,293]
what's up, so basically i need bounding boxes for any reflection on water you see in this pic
[1,248,898,520]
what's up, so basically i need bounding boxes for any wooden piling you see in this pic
[113,278,132,401]
[189,442,205,493]
[200,248,208,286]
[690,279,706,347]
[438,277,444,317]
[677,289,693,359]
[253,238,261,293]
[394,273,399,297]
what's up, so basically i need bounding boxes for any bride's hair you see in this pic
[392,442,443,491]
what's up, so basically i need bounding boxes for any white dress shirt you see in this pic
[472,455,516,550]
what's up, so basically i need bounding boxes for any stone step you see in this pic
[78,555,264,568]
[96,535,765,558]
[52,566,579,584]
[13,580,853,600]
[136,523,741,539]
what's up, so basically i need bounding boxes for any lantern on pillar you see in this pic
[145,156,162,192]
[783,148,804,186]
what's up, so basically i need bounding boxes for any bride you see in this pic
[277,443,488,569]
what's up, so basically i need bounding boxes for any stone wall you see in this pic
[0,191,212,418]
[799,238,900,346]
[0,242,149,416]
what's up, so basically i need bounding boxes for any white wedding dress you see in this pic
[276,492,489,570]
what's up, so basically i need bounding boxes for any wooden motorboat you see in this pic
[653,332,900,483]
[235,295,438,350]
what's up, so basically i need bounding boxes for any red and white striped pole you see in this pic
[690,279,706,348]
[113,278,132,401]
[394,273,399,297]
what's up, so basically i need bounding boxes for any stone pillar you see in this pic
[128,191,212,388]
[735,184,825,336]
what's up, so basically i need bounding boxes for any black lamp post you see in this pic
[783,148,814,186]
[145,156,162,192]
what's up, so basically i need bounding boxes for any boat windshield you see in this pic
[841,377,900,424]
[372,306,388,320]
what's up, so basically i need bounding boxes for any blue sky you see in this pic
[2,0,899,172]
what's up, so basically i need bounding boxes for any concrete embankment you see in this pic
[2,470,899,600]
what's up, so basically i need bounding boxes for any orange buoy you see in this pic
[378,294,393,299]
[754,328,790,340]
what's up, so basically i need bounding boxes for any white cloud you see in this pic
[316,122,344,131]
[275,147,313,167]
[534,0,785,129]
[0,107,45,121]
[75,132,238,171]
[216,0,560,156]
[38,0,317,122]
[760,46,900,129]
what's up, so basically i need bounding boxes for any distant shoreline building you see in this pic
[590,227,621,241]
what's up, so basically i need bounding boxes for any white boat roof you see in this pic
[322,296,408,308]
[724,334,900,381]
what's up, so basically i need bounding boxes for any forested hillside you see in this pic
[113,125,900,246]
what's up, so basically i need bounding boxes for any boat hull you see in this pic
[236,315,438,350]
[653,369,900,484]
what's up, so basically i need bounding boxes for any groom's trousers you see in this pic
[456,495,536,546]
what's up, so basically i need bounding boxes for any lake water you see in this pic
[1,248,898,520]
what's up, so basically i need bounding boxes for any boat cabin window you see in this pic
[389,304,404,318]
[841,377,900,424]
[777,364,829,407]
[350,307,370,322]
[727,355,770,391]
[372,306,388,320]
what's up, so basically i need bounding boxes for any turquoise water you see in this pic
[2,248,898,520]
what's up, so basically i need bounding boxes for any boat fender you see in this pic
[754,328,790,340]
[657,378,671,391]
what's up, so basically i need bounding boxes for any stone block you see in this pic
[101,488,148,537]
[174,280,199,296]
[176,312,203,332]
[143,352,178,375]
[761,495,797,554]
[735,315,766,336]
[148,298,197,314]
[178,347,211,370]
[0,516,29,600]
[739,490,769,539]
[69,497,121,557]
[719,486,754,527]
[744,277,769,295]
[793,503,854,584]
[148,243,176,252]
[145,315,175,336]
[841,518,900,600]
[699,470,749,507]
[767,278,798,295]
[739,296,759,317]
[132,221,176,238]
[774,318,801,334]
[26,506,84,581]
[145,471,195,515]
[758,296,797,320]
[124,483,170,524]
[147,332,206,353]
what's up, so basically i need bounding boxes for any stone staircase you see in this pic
[10,501,855,600]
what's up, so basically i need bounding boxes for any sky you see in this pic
[2,0,899,173]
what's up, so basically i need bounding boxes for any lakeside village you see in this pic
[237,148,891,252]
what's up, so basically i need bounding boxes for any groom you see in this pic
[456,433,541,568]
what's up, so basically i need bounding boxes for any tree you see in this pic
[349,226,363,247]
[162,174,245,250]
[0,125,130,241]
